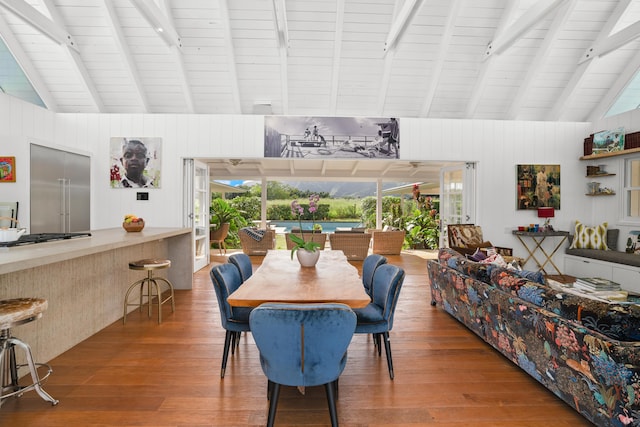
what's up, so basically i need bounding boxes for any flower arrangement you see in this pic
[289,194,322,259]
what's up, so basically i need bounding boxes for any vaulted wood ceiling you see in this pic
[1,0,639,120]
[1,0,639,183]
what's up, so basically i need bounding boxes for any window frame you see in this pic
[622,154,640,223]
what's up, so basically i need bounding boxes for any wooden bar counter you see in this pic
[0,227,193,363]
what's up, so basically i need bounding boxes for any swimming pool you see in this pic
[270,221,362,233]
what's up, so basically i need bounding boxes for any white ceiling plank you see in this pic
[130,0,182,49]
[271,0,287,114]
[484,0,569,60]
[0,0,78,52]
[272,0,289,51]
[42,0,103,112]
[220,0,241,114]
[546,0,633,120]
[419,0,461,118]
[580,19,640,64]
[0,10,57,110]
[507,0,576,120]
[330,0,345,115]
[383,0,424,55]
[376,0,403,115]
[464,0,517,118]
[101,0,149,112]
[159,0,193,113]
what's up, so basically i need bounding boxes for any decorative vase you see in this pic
[296,249,320,267]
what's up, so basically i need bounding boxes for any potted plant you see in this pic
[210,198,247,249]
[289,195,322,266]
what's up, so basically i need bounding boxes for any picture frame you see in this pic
[110,137,162,188]
[625,230,640,254]
[516,164,560,210]
[593,128,625,154]
[264,116,400,160]
[0,157,16,182]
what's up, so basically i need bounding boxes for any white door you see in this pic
[184,159,210,272]
[439,163,476,247]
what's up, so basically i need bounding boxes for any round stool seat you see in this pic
[123,259,175,324]
[0,297,57,406]
[0,298,48,330]
[129,259,171,271]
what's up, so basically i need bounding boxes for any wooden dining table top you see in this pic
[227,250,371,308]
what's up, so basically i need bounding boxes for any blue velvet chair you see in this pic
[362,254,387,297]
[228,253,253,283]
[249,303,356,427]
[209,263,252,378]
[354,264,405,380]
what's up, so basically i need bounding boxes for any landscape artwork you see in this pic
[593,127,625,154]
[110,137,162,188]
[516,164,560,210]
[264,116,400,160]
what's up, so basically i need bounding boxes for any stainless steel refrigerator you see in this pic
[30,144,90,233]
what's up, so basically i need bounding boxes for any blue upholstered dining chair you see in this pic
[354,264,405,380]
[249,303,357,427]
[228,253,253,283]
[362,254,387,297]
[209,263,252,378]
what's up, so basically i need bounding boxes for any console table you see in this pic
[512,230,570,275]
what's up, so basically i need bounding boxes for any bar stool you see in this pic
[123,259,175,324]
[0,298,58,406]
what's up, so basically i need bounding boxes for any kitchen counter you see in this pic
[0,227,191,275]
[0,227,193,363]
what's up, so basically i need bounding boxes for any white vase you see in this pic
[296,249,320,267]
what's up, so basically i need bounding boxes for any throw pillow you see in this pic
[569,221,609,250]
[467,247,487,262]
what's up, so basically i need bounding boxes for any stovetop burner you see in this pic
[0,232,92,247]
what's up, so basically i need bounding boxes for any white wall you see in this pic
[4,92,597,264]
[587,108,640,250]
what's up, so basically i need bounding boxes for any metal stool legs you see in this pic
[0,328,58,406]
[123,269,175,324]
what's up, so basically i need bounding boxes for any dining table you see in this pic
[226,250,371,308]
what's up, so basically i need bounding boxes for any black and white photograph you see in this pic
[264,116,400,159]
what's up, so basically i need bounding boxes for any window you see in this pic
[624,156,640,220]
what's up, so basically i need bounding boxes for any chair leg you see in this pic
[374,333,382,356]
[230,331,237,355]
[382,331,394,380]
[324,380,339,427]
[267,382,281,427]
[221,330,233,378]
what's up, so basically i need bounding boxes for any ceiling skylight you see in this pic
[0,37,45,108]
[605,69,640,117]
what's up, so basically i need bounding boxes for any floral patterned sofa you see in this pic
[428,248,640,427]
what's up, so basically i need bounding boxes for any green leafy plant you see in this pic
[210,198,247,248]
[289,195,322,259]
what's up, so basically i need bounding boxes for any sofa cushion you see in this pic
[569,221,609,250]
[489,267,551,306]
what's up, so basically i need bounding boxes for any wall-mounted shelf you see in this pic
[585,192,616,196]
[580,147,640,160]
[586,173,616,178]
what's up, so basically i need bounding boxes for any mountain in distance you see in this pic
[236,180,414,198]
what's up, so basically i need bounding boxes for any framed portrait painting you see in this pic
[0,157,16,182]
[517,164,560,210]
[110,137,162,188]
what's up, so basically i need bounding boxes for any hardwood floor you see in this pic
[0,250,592,426]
